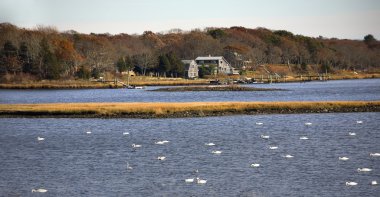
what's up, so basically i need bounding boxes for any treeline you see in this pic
[0,23,379,82]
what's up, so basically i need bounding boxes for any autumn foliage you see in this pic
[0,23,379,82]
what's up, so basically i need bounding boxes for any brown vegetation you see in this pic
[150,85,284,92]
[0,101,379,118]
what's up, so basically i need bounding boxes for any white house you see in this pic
[181,60,199,79]
[195,56,238,75]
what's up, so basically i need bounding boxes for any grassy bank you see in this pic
[150,85,284,92]
[1,101,379,118]
[0,78,210,89]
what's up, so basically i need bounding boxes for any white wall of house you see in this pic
[181,60,199,78]
[195,56,234,75]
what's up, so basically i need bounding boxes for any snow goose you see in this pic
[256,122,263,125]
[356,121,363,124]
[299,136,309,140]
[348,132,356,136]
[185,178,194,183]
[304,122,312,126]
[205,143,215,146]
[371,181,378,185]
[260,135,270,139]
[123,132,129,135]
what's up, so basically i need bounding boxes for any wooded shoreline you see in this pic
[1,101,379,118]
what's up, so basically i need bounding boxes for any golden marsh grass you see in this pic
[1,101,379,118]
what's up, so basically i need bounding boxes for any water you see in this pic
[1,113,379,196]
[0,79,380,104]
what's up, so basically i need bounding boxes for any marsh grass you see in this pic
[1,101,379,118]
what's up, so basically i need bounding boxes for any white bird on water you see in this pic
[126,162,133,170]
[205,142,215,146]
[250,163,260,168]
[283,154,294,158]
[370,153,380,157]
[155,140,169,145]
[185,178,194,183]
[123,132,129,135]
[37,137,45,141]
[305,122,312,126]
[256,122,263,125]
[269,146,278,150]
[371,181,378,185]
[212,150,222,154]
[356,120,363,124]
[299,136,309,140]
[132,144,142,148]
[261,135,270,139]
[32,188,47,193]
[346,181,358,186]
[339,157,349,161]
[348,132,356,136]
[196,177,207,184]
[157,156,166,160]
[86,131,91,134]
[357,168,372,172]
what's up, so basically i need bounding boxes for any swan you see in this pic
[346,181,357,186]
[357,168,372,172]
[32,188,47,193]
[261,135,270,139]
[283,154,294,158]
[132,144,141,148]
[37,137,45,141]
[304,122,312,126]
[250,163,260,168]
[371,181,378,185]
[338,157,349,161]
[269,146,278,150]
[348,132,356,136]
[185,178,194,183]
[205,142,215,146]
[370,153,380,157]
[196,177,207,184]
[212,150,222,154]
[356,120,363,124]
[300,136,309,140]
[123,132,129,135]
[256,122,263,125]
[157,156,166,160]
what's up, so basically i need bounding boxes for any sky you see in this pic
[1,0,379,39]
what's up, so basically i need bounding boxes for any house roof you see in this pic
[195,56,224,61]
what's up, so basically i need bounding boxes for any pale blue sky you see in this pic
[1,0,379,39]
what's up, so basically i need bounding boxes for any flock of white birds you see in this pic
[32,119,379,193]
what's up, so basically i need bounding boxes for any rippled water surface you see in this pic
[1,113,379,196]
[1,79,380,103]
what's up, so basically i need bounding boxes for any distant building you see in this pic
[181,60,199,79]
[195,56,238,75]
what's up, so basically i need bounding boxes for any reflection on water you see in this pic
[0,79,380,104]
[0,113,379,196]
